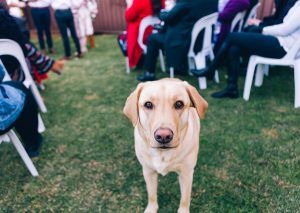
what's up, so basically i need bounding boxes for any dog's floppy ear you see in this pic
[184,81,208,119]
[123,83,144,126]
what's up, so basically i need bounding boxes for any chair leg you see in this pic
[170,67,174,78]
[198,77,207,90]
[294,62,300,108]
[30,83,47,113]
[243,58,257,101]
[38,114,46,133]
[125,57,130,74]
[159,50,166,72]
[214,70,220,84]
[7,130,39,177]
[254,64,264,87]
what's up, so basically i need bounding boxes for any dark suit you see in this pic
[144,0,217,74]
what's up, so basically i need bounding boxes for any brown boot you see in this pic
[88,35,95,48]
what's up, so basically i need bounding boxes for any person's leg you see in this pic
[65,10,82,56]
[41,7,54,51]
[1,81,42,157]
[55,10,71,57]
[31,8,46,51]
[192,32,286,78]
[211,32,287,98]
[243,25,264,33]
[137,33,165,82]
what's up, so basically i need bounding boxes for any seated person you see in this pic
[0,64,42,157]
[0,4,64,80]
[214,0,250,52]
[191,0,300,99]
[245,0,297,33]
[125,0,165,69]
[138,0,218,82]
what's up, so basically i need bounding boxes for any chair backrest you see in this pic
[188,13,218,57]
[284,36,300,61]
[243,2,261,29]
[0,39,32,88]
[230,11,246,32]
[0,39,47,113]
[137,16,161,53]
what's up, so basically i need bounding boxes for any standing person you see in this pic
[125,0,165,69]
[51,0,82,60]
[28,0,55,54]
[72,0,96,53]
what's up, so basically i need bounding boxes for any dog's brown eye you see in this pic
[144,101,154,110]
[174,101,184,110]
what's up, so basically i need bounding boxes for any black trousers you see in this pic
[144,33,165,74]
[219,32,286,86]
[31,7,53,50]
[54,9,81,57]
[0,82,40,149]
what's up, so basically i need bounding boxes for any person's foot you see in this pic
[51,60,65,75]
[49,48,56,54]
[41,49,46,55]
[137,71,156,82]
[190,67,215,80]
[25,134,43,158]
[60,56,73,61]
[75,52,84,58]
[211,85,239,99]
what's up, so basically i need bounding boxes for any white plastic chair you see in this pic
[243,37,300,108]
[188,13,219,89]
[138,16,166,73]
[0,39,47,113]
[243,3,261,29]
[0,130,39,176]
[230,11,246,32]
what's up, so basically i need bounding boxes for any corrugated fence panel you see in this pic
[93,0,127,34]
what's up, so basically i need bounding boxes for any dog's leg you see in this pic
[143,168,158,213]
[178,169,194,213]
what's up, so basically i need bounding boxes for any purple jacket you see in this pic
[215,0,250,51]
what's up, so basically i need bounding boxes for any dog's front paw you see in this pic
[178,207,189,213]
[144,204,158,213]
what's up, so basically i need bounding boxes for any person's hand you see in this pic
[126,0,133,8]
[248,18,262,26]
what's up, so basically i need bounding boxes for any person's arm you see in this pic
[263,7,300,36]
[125,0,142,23]
[160,2,190,26]
[218,0,250,22]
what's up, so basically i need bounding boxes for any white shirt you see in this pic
[51,0,72,10]
[29,0,51,8]
[6,0,25,17]
[263,1,300,57]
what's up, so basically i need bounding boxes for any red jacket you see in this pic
[125,0,165,68]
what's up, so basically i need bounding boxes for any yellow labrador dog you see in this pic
[123,78,208,213]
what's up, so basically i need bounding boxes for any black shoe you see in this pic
[25,134,43,158]
[211,86,239,99]
[191,67,215,80]
[137,72,156,82]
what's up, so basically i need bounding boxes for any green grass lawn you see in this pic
[0,35,299,212]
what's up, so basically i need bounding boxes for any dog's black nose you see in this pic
[154,128,174,144]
